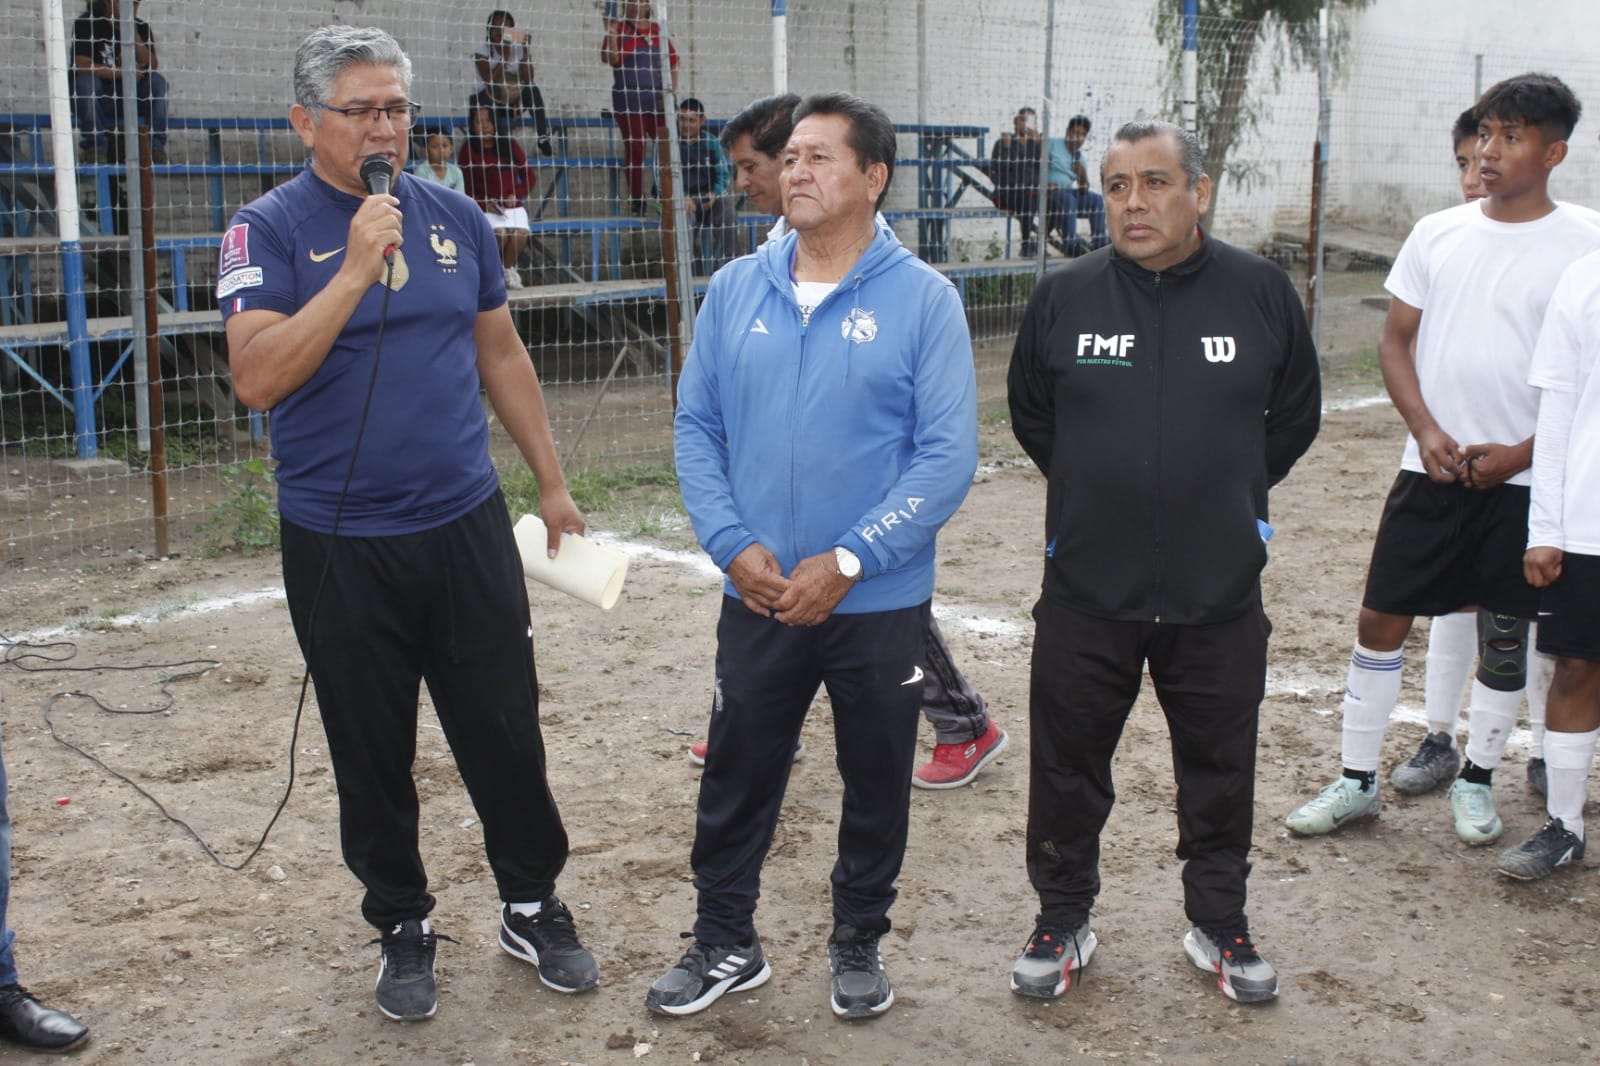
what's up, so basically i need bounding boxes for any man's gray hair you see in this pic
[294,26,413,119]
[1111,121,1205,188]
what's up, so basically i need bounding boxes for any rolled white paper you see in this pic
[512,513,630,610]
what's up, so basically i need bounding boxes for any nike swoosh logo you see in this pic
[750,318,769,335]
[309,246,345,262]
[1331,803,1370,827]
[901,666,924,686]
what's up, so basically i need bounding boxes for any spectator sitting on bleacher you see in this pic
[677,98,739,268]
[472,10,553,157]
[70,0,169,164]
[459,105,533,290]
[1046,114,1108,253]
[412,127,465,193]
[987,106,1042,258]
[601,0,678,216]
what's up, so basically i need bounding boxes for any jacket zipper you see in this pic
[1152,271,1164,624]
[789,298,808,546]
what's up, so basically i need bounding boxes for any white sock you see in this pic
[1543,728,1598,840]
[1423,612,1475,736]
[1340,643,1404,773]
[1464,680,1522,770]
[1527,634,1553,760]
[507,901,543,918]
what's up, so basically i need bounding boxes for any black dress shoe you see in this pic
[0,985,89,1053]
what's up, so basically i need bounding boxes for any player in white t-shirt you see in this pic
[1393,107,1556,800]
[1497,247,1600,879]
[1287,73,1600,844]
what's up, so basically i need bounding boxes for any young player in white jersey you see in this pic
[1497,245,1600,879]
[1287,73,1600,844]
[1391,107,1554,800]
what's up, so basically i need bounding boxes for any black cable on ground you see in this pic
[0,256,397,873]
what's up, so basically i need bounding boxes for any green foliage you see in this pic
[201,457,280,555]
[500,462,680,518]
[1154,0,1374,227]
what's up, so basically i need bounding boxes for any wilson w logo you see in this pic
[1201,336,1237,363]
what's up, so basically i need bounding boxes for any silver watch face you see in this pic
[835,547,861,578]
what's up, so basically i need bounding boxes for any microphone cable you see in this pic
[259,252,398,871]
[7,243,398,872]
[227,164,402,867]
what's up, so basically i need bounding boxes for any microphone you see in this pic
[360,154,393,196]
[360,154,397,262]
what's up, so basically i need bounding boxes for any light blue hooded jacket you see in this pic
[674,224,979,613]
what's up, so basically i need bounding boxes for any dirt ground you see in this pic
[3,280,1597,1066]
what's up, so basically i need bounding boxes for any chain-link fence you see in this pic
[3,0,1599,565]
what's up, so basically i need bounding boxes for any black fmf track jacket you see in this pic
[1007,234,1321,625]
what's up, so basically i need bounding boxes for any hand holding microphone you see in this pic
[336,155,402,286]
[360,154,401,264]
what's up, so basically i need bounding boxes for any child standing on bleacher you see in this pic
[412,129,465,193]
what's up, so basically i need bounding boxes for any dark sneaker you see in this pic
[1528,757,1549,798]
[1498,818,1585,880]
[1390,731,1461,795]
[828,924,893,1019]
[1183,925,1278,1003]
[645,937,771,1017]
[499,899,599,993]
[1010,918,1096,999]
[0,984,89,1053]
[373,919,439,1021]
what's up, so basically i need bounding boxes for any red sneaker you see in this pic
[913,720,1008,790]
[687,740,804,767]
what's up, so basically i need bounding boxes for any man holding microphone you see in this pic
[219,26,595,1022]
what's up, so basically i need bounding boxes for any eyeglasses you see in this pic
[314,102,423,129]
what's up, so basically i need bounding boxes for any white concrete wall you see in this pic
[4,0,1597,247]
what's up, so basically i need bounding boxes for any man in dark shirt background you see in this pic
[71,0,169,162]
[677,98,739,268]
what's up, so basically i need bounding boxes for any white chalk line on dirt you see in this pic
[12,531,1525,750]
[12,587,286,647]
[1268,670,1535,752]
[584,533,1030,640]
[1326,393,1392,413]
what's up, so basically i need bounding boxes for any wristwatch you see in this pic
[834,546,862,582]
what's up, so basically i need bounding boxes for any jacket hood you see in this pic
[755,221,916,298]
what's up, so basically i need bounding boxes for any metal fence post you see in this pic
[656,0,695,400]
[1309,0,1331,348]
[43,0,97,459]
[1034,0,1056,278]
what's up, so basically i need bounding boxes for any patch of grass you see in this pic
[200,458,280,556]
[501,462,688,546]
[501,462,678,515]
[1350,341,1382,385]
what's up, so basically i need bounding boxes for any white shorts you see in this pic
[484,205,530,231]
